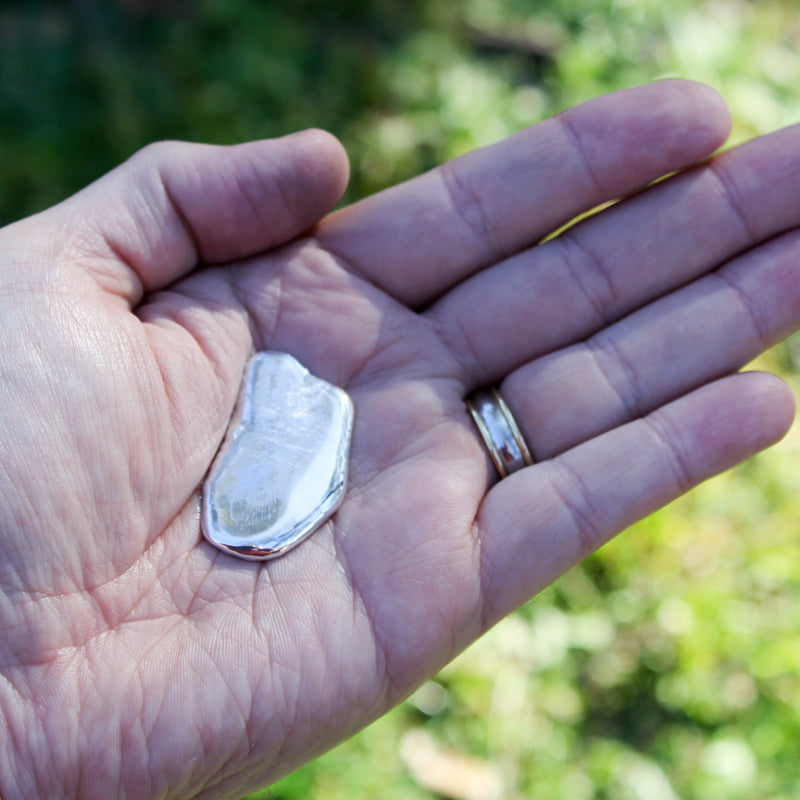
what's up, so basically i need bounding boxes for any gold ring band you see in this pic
[465,387,533,479]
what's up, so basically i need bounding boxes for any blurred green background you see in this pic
[3,1,800,798]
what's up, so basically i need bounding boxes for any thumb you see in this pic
[9,129,349,302]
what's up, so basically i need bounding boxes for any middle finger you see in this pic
[429,124,800,388]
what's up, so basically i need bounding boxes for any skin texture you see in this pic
[0,80,799,798]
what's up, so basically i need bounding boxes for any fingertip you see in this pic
[662,78,733,151]
[557,79,733,202]
[631,78,732,161]
[279,128,350,205]
[746,370,796,444]
[696,372,796,464]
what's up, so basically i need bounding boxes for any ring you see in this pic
[465,387,534,479]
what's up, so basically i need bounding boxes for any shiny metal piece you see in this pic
[465,387,533,479]
[202,352,353,560]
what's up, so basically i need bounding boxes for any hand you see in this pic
[1,80,798,799]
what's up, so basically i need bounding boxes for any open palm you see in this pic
[2,81,799,799]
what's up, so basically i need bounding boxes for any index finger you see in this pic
[315,80,731,307]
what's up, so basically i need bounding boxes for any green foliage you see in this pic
[3,1,800,798]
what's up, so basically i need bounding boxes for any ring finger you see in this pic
[480,227,800,468]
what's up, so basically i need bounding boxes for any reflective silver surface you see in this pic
[202,352,353,560]
[466,388,533,478]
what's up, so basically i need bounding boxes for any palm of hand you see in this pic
[2,82,799,799]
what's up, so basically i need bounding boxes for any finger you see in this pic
[430,122,800,385]
[315,80,730,307]
[492,228,800,463]
[476,372,794,625]
[9,130,349,302]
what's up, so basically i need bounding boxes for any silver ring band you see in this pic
[465,387,534,479]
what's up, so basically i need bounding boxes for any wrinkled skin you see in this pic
[1,81,799,799]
